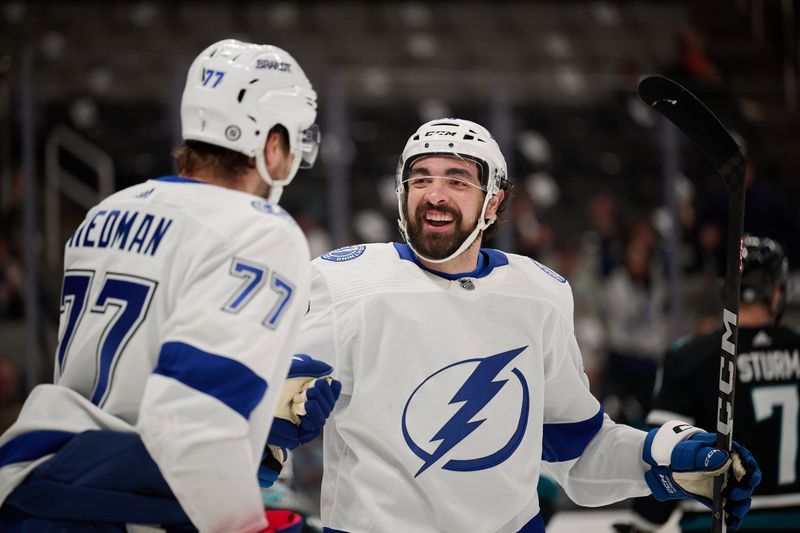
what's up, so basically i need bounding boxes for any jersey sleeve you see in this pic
[294,261,354,395]
[137,219,310,533]
[540,283,650,506]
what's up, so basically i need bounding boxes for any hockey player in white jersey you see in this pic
[0,39,340,532]
[297,118,761,533]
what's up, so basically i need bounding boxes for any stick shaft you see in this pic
[712,169,746,533]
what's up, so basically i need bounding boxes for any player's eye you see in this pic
[409,176,433,187]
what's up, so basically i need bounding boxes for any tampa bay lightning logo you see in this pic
[321,245,366,262]
[402,346,529,477]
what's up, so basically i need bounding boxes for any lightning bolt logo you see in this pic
[401,346,529,477]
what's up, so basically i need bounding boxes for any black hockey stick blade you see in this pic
[639,74,747,533]
[638,75,746,192]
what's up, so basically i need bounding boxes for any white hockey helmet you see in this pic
[181,39,319,202]
[395,118,508,263]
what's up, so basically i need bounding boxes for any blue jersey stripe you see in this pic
[155,341,267,420]
[542,406,604,462]
[152,175,206,184]
[0,430,76,468]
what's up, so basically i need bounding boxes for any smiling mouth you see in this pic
[425,211,454,228]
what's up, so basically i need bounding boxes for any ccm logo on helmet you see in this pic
[424,131,457,137]
[256,59,292,72]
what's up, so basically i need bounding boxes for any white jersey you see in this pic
[0,176,311,532]
[297,243,651,533]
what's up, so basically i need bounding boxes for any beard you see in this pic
[406,200,478,260]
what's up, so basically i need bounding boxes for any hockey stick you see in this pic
[638,75,746,533]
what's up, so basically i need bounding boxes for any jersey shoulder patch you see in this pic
[320,244,367,262]
[531,258,566,283]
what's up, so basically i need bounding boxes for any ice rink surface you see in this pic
[547,509,680,533]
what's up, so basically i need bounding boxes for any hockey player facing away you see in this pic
[297,118,761,532]
[0,40,340,532]
[622,236,799,532]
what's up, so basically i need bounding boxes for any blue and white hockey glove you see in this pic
[267,354,342,450]
[643,421,762,530]
[258,445,288,489]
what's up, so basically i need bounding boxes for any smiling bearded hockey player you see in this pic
[295,118,761,532]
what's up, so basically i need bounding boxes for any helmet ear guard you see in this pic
[395,118,508,264]
[181,39,319,202]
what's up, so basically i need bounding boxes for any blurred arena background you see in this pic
[1,1,799,529]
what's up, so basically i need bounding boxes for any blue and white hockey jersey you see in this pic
[297,243,651,533]
[0,176,310,532]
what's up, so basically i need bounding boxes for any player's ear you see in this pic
[485,189,505,219]
[264,126,291,168]
[770,284,782,314]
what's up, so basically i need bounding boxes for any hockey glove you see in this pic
[643,420,762,530]
[258,445,287,489]
[267,354,342,450]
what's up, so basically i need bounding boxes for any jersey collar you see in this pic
[153,175,207,184]
[392,242,508,280]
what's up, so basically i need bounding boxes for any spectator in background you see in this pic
[673,25,720,84]
[511,193,556,263]
[0,358,21,433]
[293,211,333,260]
[665,24,741,124]
[601,218,667,427]
[653,175,720,336]
[555,240,606,395]
[697,141,800,273]
[586,192,622,279]
[0,234,23,321]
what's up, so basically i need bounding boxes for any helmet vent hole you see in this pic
[424,143,429,148]
[463,135,474,140]
[249,79,259,84]
[255,130,260,136]
[412,134,420,140]
[237,89,246,103]
[246,114,257,123]
[448,143,454,148]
